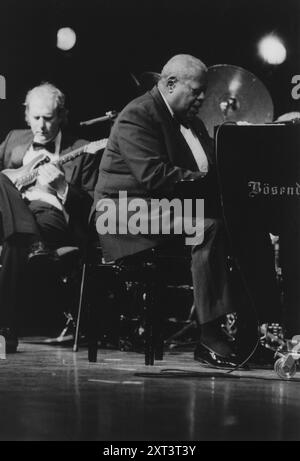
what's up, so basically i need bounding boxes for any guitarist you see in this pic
[0,82,101,352]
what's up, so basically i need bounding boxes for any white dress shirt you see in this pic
[158,89,209,175]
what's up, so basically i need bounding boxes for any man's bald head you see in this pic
[158,54,207,120]
[160,54,207,85]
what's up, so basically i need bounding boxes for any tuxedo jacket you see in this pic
[93,86,217,261]
[0,129,101,243]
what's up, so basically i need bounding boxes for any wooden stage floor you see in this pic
[0,340,299,441]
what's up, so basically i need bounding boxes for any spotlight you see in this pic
[57,27,77,51]
[0,75,6,100]
[258,35,287,65]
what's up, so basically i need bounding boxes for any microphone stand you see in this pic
[80,110,118,127]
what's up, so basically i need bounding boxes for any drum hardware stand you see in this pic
[165,304,198,348]
[274,336,300,379]
[269,237,300,379]
[44,312,76,344]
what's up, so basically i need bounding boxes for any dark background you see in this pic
[0,0,300,140]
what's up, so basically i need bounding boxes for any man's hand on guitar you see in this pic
[37,164,68,197]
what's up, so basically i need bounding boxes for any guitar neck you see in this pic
[55,145,86,167]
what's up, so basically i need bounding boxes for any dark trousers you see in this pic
[191,218,231,325]
[114,218,232,326]
[0,173,70,329]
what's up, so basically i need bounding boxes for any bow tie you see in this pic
[174,117,191,130]
[32,141,56,153]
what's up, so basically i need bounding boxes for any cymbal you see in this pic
[197,64,274,137]
[131,71,160,94]
[276,112,300,122]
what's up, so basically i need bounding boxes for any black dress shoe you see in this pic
[27,241,59,264]
[194,342,240,370]
[0,328,18,353]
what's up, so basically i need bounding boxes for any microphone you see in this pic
[80,110,118,127]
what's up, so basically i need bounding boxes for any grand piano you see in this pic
[216,122,300,337]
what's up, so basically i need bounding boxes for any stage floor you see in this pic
[0,340,299,441]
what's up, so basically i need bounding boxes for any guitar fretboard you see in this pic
[56,146,86,166]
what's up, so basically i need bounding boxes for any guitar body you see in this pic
[2,154,50,190]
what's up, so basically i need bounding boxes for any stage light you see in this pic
[57,27,77,51]
[0,75,6,100]
[258,35,287,65]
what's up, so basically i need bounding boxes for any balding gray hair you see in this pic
[159,54,207,85]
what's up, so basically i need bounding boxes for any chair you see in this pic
[75,241,193,365]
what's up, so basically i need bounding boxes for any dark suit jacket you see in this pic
[0,129,101,244]
[93,86,215,261]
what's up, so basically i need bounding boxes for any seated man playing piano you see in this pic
[94,54,240,369]
[0,82,102,352]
